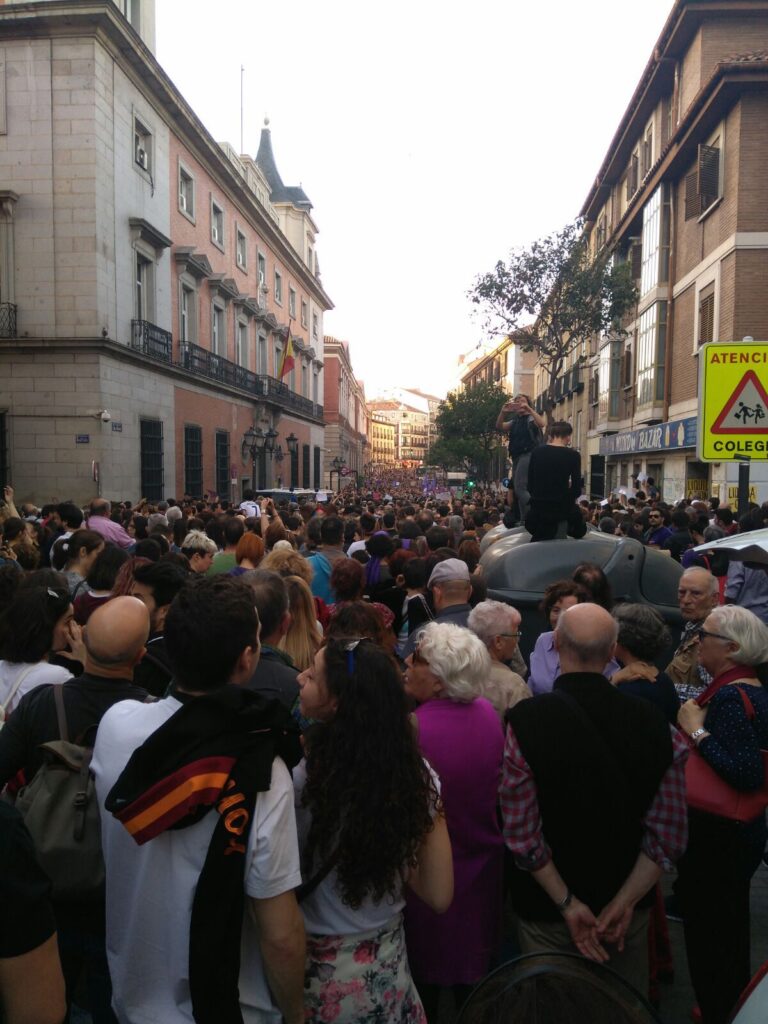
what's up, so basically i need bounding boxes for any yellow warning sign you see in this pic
[698,342,768,461]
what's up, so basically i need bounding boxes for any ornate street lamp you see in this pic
[286,432,299,490]
[241,426,266,491]
[264,427,279,456]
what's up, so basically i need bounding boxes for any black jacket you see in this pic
[245,646,299,711]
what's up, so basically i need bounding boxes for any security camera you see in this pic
[99,410,112,423]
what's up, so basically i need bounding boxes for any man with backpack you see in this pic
[0,595,151,1023]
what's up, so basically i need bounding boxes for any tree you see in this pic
[427,380,511,483]
[470,221,638,420]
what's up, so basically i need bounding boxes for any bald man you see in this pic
[0,596,150,1021]
[500,603,689,995]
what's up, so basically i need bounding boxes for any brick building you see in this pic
[532,0,768,503]
[0,0,331,502]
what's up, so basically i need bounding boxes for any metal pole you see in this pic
[737,459,751,518]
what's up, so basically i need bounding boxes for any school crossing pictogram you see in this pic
[710,370,768,434]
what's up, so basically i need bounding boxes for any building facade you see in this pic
[322,337,368,487]
[531,0,768,504]
[0,1,331,503]
[367,388,435,467]
[368,413,396,467]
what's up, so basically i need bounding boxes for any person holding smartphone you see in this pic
[495,395,545,525]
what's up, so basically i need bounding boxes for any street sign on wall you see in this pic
[697,341,768,461]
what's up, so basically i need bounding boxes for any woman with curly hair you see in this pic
[296,637,453,1022]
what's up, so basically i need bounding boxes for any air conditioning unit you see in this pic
[258,272,266,287]
[179,193,187,212]
[236,252,244,268]
[136,146,148,170]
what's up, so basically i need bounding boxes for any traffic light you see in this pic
[467,479,475,490]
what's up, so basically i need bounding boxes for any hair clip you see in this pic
[47,588,59,598]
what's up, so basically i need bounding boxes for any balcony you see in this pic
[0,302,17,338]
[178,341,323,421]
[131,319,172,363]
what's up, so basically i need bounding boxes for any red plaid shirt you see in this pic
[499,724,689,872]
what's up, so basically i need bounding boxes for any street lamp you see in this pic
[241,426,266,492]
[264,427,279,456]
[286,432,299,490]
[330,455,346,493]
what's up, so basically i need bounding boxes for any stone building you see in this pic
[0,0,331,502]
[322,336,368,487]
[368,413,396,467]
[531,0,768,503]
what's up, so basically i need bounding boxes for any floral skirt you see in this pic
[304,913,426,1023]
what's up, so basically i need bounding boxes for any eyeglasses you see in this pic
[696,626,733,643]
[496,632,522,639]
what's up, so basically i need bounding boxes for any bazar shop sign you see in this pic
[698,341,768,461]
[599,417,697,456]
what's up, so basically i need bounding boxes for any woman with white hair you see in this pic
[404,621,505,1021]
[467,600,531,720]
[676,604,768,1024]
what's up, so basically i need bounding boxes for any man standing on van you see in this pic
[496,395,545,525]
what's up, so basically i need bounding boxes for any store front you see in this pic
[598,416,698,502]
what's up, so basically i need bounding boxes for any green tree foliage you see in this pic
[470,221,638,418]
[427,380,511,483]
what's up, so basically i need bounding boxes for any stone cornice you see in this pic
[173,246,212,280]
[129,217,172,251]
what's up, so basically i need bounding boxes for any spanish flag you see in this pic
[278,332,295,379]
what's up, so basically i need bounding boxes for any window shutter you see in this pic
[684,169,699,220]
[698,284,715,346]
[698,144,720,210]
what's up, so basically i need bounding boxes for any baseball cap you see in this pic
[428,558,471,589]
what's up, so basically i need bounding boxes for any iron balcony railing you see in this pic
[0,302,17,338]
[178,341,323,421]
[131,319,173,362]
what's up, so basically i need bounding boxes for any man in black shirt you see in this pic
[496,394,545,525]
[525,420,587,542]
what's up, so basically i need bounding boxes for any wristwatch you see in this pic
[555,890,574,913]
[689,727,708,743]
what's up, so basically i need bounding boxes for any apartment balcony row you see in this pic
[129,319,323,422]
[532,364,584,414]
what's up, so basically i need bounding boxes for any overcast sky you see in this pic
[156,0,676,399]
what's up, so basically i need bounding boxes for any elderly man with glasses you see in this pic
[665,566,720,703]
[468,600,531,720]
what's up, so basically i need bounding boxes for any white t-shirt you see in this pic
[92,697,302,1024]
[0,661,72,715]
[345,539,368,557]
[239,501,261,519]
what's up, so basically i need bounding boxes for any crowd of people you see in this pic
[0,476,767,1024]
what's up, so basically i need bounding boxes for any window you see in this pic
[313,445,321,490]
[598,340,622,419]
[302,444,311,488]
[698,283,715,347]
[258,332,267,374]
[140,419,164,502]
[289,286,296,319]
[258,252,266,290]
[274,269,283,305]
[134,115,152,174]
[0,412,9,489]
[595,213,606,252]
[312,312,318,342]
[184,425,203,497]
[685,136,721,220]
[301,299,308,328]
[123,0,141,32]
[274,338,282,377]
[236,229,247,271]
[215,430,230,499]
[636,302,667,407]
[236,319,248,367]
[622,336,634,389]
[625,149,639,201]
[180,282,196,342]
[640,185,670,297]
[135,250,153,320]
[641,123,654,179]
[211,200,224,249]
[302,363,309,397]
[211,303,225,356]
[179,166,195,219]
[312,367,319,405]
[307,245,314,273]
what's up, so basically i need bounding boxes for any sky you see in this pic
[155,0,677,400]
